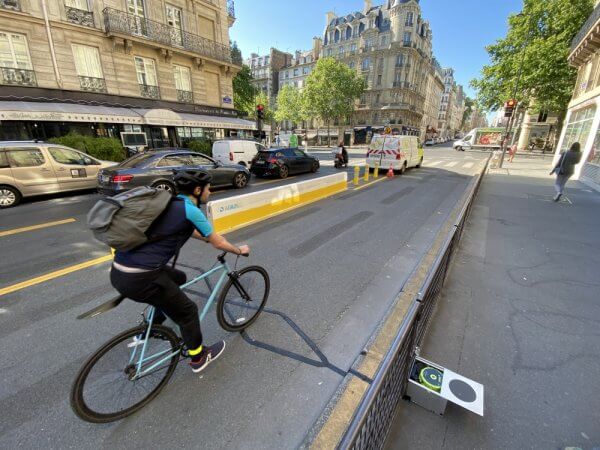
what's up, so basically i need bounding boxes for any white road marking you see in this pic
[463,162,475,169]
[445,161,458,168]
[427,161,442,167]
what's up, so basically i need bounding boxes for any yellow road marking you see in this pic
[353,176,387,191]
[0,254,112,297]
[0,218,77,238]
[252,176,297,186]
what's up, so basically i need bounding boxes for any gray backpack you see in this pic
[87,186,173,251]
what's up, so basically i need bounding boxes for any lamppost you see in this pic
[499,12,531,168]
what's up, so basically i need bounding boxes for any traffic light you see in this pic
[256,104,265,120]
[504,99,517,118]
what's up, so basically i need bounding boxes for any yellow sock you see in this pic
[189,345,203,356]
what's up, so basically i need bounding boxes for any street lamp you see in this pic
[499,12,531,168]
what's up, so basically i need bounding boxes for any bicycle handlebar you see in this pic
[217,250,249,262]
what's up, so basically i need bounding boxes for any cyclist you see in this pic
[110,170,250,373]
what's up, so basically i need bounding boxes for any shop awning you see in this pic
[0,102,262,131]
[0,101,143,124]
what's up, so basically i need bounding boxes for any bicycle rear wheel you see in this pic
[70,325,180,423]
[217,266,270,332]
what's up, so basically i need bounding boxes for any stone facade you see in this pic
[321,0,435,139]
[0,0,238,109]
[246,48,292,105]
[437,68,465,139]
[422,57,444,140]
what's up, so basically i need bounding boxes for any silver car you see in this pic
[0,141,115,207]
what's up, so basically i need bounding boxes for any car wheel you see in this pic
[399,162,407,175]
[233,172,249,189]
[0,185,21,208]
[152,181,175,195]
[416,157,423,168]
[279,165,289,179]
[310,161,319,173]
[455,146,462,151]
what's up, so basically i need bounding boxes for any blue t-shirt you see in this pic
[115,195,213,269]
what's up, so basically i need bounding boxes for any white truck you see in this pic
[366,135,424,173]
[453,128,509,151]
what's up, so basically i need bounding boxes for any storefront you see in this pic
[555,99,600,190]
[0,101,259,149]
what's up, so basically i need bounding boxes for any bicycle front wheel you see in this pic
[217,266,270,332]
[70,325,180,423]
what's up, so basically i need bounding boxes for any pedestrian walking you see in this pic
[508,143,518,163]
[550,142,582,202]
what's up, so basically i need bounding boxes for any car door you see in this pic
[293,149,313,172]
[282,148,301,174]
[46,146,102,190]
[189,153,230,187]
[153,153,192,186]
[5,146,60,196]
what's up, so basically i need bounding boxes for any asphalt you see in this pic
[0,145,487,448]
[385,158,600,449]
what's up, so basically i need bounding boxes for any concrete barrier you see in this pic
[207,173,348,234]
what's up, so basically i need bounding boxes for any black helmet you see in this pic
[173,170,212,193]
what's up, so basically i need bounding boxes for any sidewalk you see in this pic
[385,157,600,449]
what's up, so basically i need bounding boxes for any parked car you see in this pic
[425,139,435,146]
[212,139,267,167]
[250,148,320,178]
[366,135,423,173]
[97,149,250,196]
[0,141,114,208]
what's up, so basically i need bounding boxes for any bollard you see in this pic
[374,163,380,178]
[353,165,360,186]
[364,164,370,182]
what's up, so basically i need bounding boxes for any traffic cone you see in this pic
[387,165,394,178]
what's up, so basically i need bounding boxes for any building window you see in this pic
[134,56,160,98]
[561,105,597,152]
[339,46,345,55]
[285,70,289,78]
[293,68,299,76]
[166,4,184,46]
[0,31,36,86]
[349,61,355,69]
[377,74,382,86]
[406,12,414,26]
[396,54,404,67]
[72,44,105,92]
[362,57,370,71]
[303,66,309,74]
[327,48,333,56]
[403,32,412,45]
[174,64,193,102]
[346,26,352,40]
[65,0,88,9]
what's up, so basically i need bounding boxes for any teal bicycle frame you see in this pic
[128,258,233,380]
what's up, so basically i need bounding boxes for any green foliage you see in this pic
[48,132,126,162]
[471,0,594,112]
[274,85,305,125]
[302,57,366,124]
[233,65,257,116]
[185,139,212,156]
[254,91,274,123]
[231,41,243,66]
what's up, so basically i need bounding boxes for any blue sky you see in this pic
[230,0,523,98]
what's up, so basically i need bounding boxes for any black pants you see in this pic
[110,266,203,351]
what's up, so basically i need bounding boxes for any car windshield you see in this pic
[118,153,156,168]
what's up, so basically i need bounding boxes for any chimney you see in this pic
[326,11,336,26]
[363,0,372,14]
[312,37,323,57]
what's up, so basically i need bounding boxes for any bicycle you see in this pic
[70,252,270,423]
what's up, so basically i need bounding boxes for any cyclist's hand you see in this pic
[238,244,250,256]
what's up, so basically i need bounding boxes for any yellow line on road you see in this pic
[0,218,77,238]
[252,176,297,186]
[0,254,112,297]
[353,176,387,191]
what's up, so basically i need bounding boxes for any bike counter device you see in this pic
[406,356,484,416]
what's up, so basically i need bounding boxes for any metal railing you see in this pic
[337,157,490,450]
[79,75,106,92]
[103,8,232,64]
[65,5,94,27]
[0,67,36,86]
[177,89,193,103]
[0,0,19,11]
[227,0,235,19]
[139,83,160,99]
[571,2,600,53]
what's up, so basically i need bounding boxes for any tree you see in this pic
[302,57,366,137]
[253,91,274,123]
[230,41,243,66]
[232,65,257,117]
[274,85,305,127]
[471,0,593,114]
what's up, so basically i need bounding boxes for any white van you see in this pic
[212,140,267,167]
[366,135,424,173]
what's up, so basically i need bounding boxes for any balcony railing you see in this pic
[79,76,106,93]
[0,0,20,11]
[177,89,193,103]
[139,84,160,99]
[0,67,36,86]
[66,5,94,27]
[103,8,232,64]
[227,0,235,19]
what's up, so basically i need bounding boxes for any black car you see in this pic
[97,149,251,196]
[250,148,320,178]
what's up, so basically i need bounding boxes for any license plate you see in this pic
[100,175,110,184]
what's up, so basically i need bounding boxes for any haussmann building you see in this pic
[0,0,259,148]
